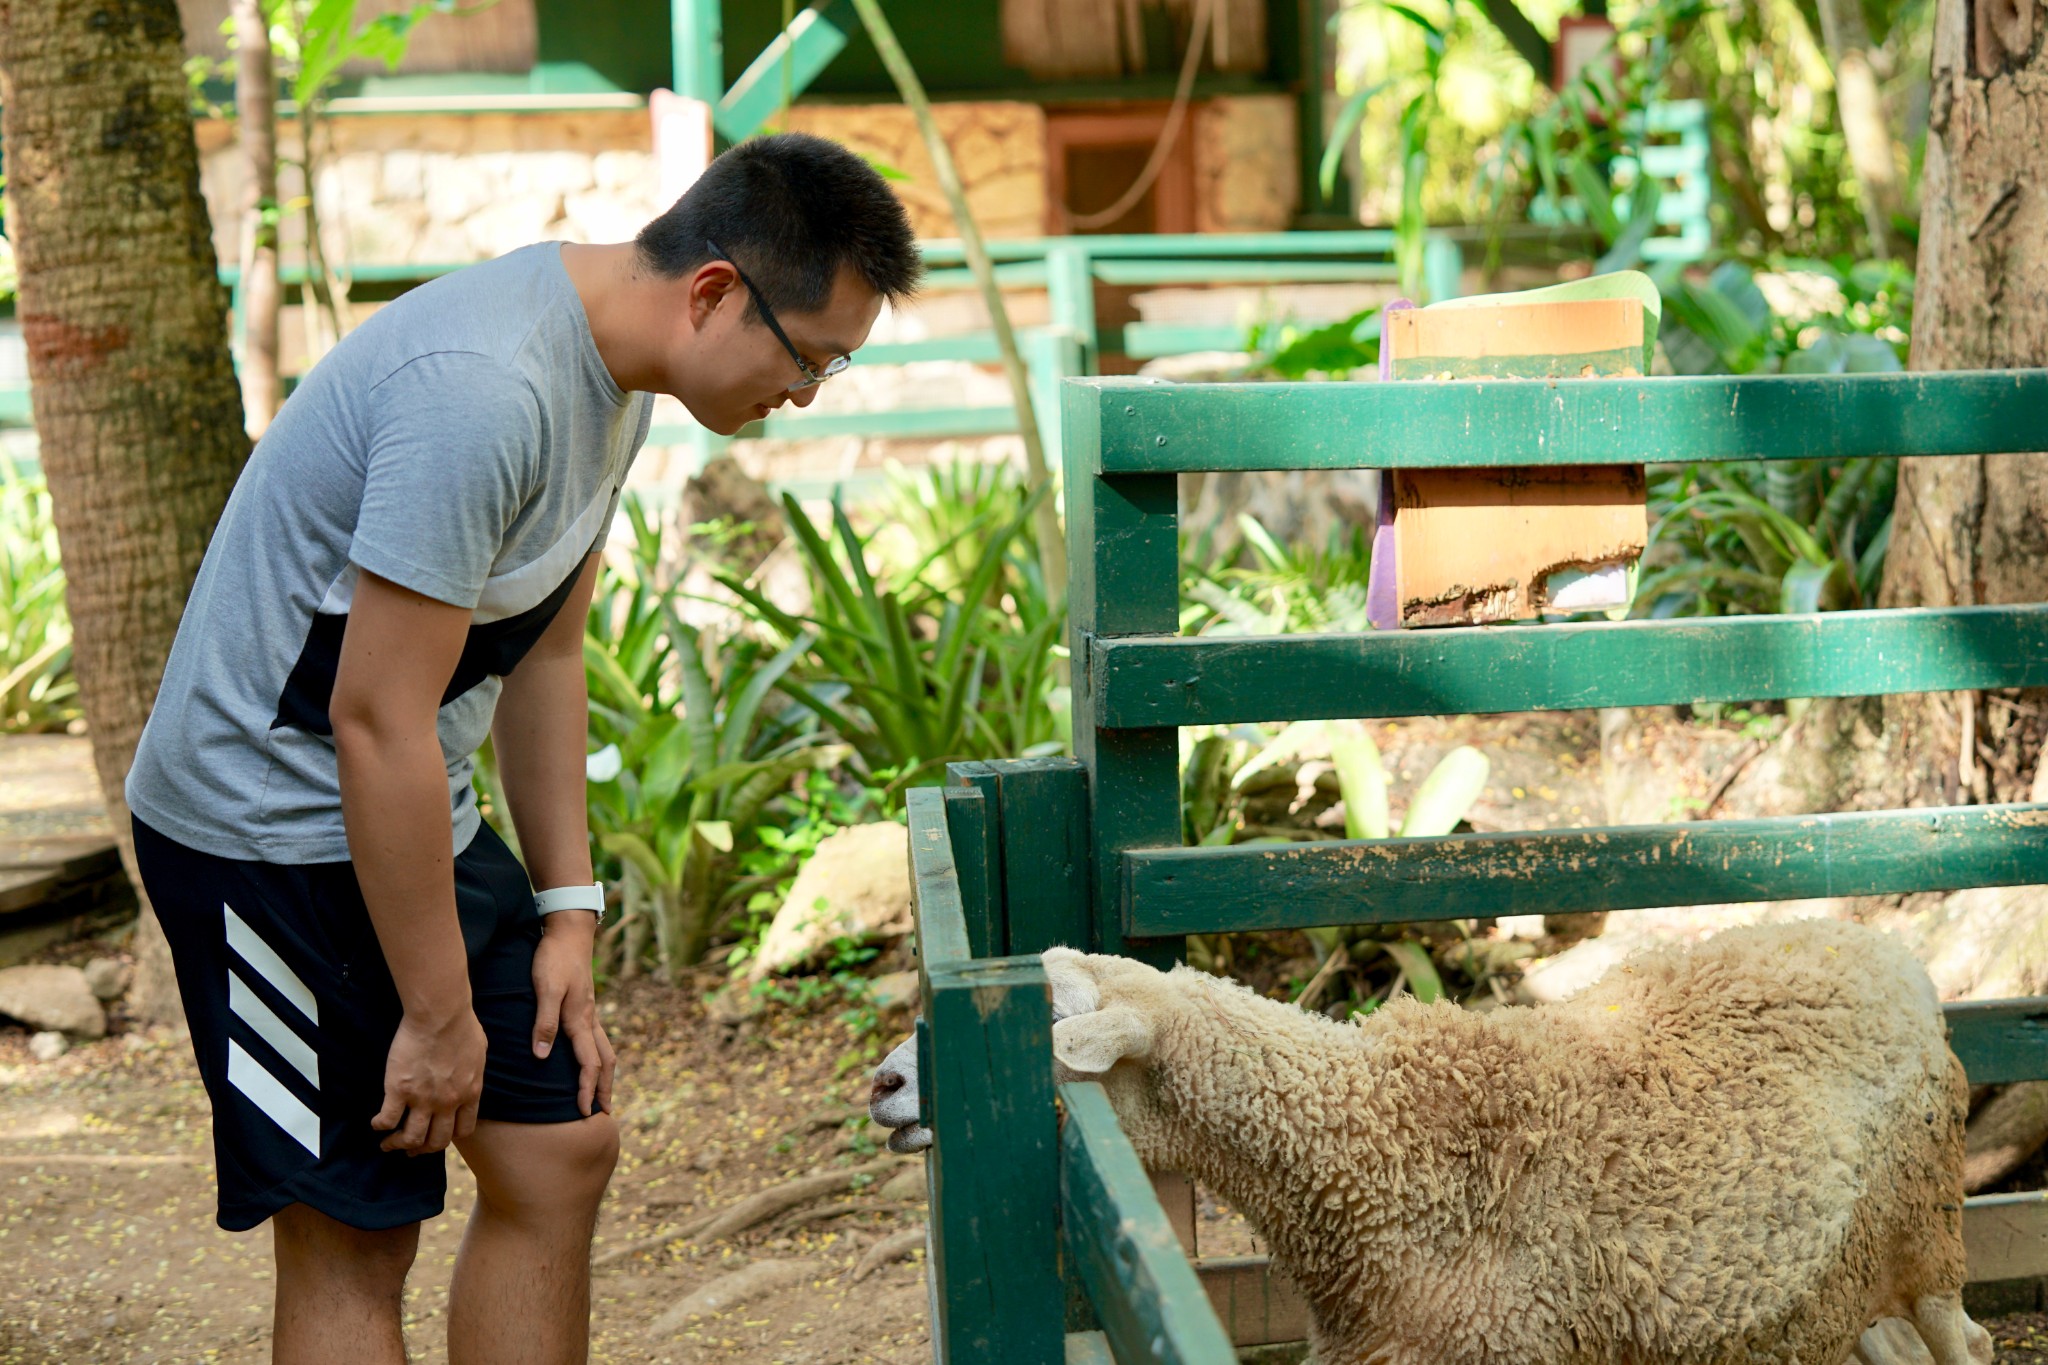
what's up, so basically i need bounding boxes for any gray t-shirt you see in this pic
[127,243,652,864]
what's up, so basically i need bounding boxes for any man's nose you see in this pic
[790,384,822,409]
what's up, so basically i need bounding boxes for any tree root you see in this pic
[1965,1081,2048,1192]
[852,1224,927,1282]
[592,1156,904,1267]
[773,1199,926,1235]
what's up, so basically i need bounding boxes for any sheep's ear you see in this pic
[1042,946,1099,1021]
[1052,1007,1153,1074]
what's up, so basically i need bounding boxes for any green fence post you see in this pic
[1065,379,1183,970]
[1025,327,1084,475]
[669,0,722,102]
[1046,241,1098,365]
[984,758,1094,956]
[942,780,1002,958]
[1422,233,1464,302]
[909,789,1066,1364]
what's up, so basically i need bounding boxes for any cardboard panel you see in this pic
[1378,292,1652,628]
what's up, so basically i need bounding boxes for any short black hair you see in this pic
[636,132,922,318]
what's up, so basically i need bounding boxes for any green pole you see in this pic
[846,0,1068,604]
[671,0,723,103]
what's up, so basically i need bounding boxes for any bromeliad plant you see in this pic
[1182,720,1493,1011]
[1182,515,1376,637]
[715,481,1063,796]
[1638,457,1895,618]
[577,500,846,980]
[1639,256,1908,618]
[0,468,79,734]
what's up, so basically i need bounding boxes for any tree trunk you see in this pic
[1813,0,1911,259]
[1790,0,2048,1007]
[233,0,283,435]
[1877,0,2048,811]
[0,0,251,1024]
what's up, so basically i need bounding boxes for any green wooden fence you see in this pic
[909,365,2048,1362]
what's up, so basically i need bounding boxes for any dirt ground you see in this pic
[1991,1314,2048,1364]
[0,962,933,1365]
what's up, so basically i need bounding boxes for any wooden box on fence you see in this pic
[1368,287,1656,629]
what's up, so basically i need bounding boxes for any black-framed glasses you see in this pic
[706,239,851,390]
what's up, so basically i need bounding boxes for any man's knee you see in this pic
[273,1203,420,1293]
[466,1114,619,1222]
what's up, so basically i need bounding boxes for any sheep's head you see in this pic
[1044,946,1164,1079]
[865,949,1182,1158]
[868,1032,931,1154]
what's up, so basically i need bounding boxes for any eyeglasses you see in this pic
[705,239,851,390]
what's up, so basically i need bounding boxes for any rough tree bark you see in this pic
[1878,0,2048,811]
[0,0,251,1024]
[1798,0,2048,1020]
[233,0,283,435]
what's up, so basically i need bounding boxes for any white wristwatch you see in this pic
[534,881,609,924]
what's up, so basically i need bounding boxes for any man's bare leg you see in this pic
[272,1202,420,1365]
[447,1114,619,1365]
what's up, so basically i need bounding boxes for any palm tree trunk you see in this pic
[233,0,284,435]
[0,0,251,1024]
[848,0,1068,604]
[1813,0,1909,259]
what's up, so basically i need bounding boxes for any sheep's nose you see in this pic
[871,1070,905,1102]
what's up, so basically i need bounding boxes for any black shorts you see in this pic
[132,816,594,1232]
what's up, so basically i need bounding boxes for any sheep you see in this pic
[870,919,1991,1365]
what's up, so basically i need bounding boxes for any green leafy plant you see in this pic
[1183,719,1492,1015]
[573,500,847,979]
[1639,457,1895,618]
[0,469,79,734]
[1248,307,1383,380]
[715,485,1063,795]
[1321,1,1457,297]
[1181,515,1376,636]
[1639,254,1909,618]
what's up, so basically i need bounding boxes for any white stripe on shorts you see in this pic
[227,1038,322,1157]
[228,968,318,1089]
[223,903,319,1025]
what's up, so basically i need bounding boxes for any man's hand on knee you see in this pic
[531,916,616,1118]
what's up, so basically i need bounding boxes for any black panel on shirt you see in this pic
[271,566,583,736]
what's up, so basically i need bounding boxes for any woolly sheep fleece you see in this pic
[1045,919,1990,1365]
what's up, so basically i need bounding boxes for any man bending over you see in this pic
[125,132,921,1363]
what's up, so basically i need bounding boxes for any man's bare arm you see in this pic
[491,552,616,1115]
[491,553,601,896]
[331,569,486,1155]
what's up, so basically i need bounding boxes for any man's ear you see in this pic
[1052,1007,1154,1074]
[1042,946,1100,1021]
[689,260,739,329]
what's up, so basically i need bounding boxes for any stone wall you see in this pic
[191,93,1299,270]
[778,101,1049,240]
[193,108,663,267]
[194,98,1060,269]
[1192,94,1300,234]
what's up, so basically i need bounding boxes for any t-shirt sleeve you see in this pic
[351,352,544,609]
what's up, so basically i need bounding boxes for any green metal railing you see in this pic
[2,232,1462,480]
